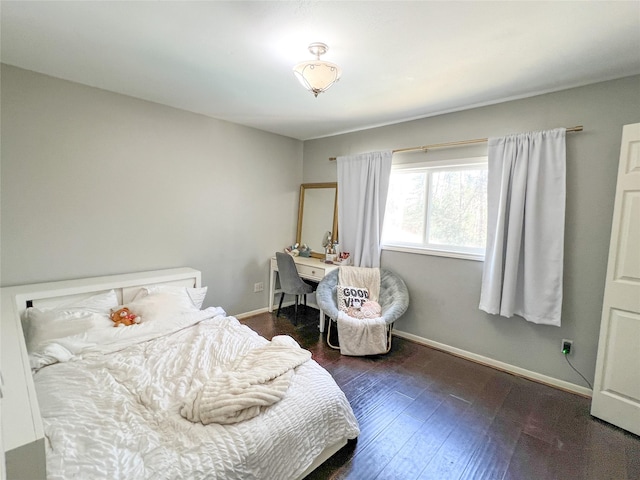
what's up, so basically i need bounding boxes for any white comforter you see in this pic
[34,309,359,479]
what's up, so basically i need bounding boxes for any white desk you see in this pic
[269,256,338,332]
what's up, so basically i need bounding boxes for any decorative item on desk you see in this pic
[285,243,311,257]
[322,230,336,262]
[335,252,351,265]
[285,243,300,257]
[321,231,332,250]
[325,244,336,263]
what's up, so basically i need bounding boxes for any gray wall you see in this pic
[1,65,303,315]
[303,75,640,387]
[3,63,639,388]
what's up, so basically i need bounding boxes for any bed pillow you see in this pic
[121,292,193,323]
[61,289,119,313]
[133,285,207,310]
[21,290,118,352]
[22,308,113,353]
[337,285,370,312]
[33,289,119,314]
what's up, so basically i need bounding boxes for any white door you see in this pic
[591,123,640,435]
[1,369,4,480]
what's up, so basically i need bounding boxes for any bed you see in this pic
[2,268,359,479]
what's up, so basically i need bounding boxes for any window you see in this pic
[382,157,488,260]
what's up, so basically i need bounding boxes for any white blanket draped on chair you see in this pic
[339,266,380,302]
[479,128,566,326]
[336,266,386,356]
[336,311,387,356]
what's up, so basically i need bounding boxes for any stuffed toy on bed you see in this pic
[110,307,141,327]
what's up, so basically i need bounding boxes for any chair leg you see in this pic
[293,295,299,325]
[326,317,340,350]
[277,292,285,317]
[385,322,395,353]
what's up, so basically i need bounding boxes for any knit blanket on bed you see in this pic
[180,335,311,425]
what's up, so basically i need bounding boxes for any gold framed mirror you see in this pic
[296,182,338,258]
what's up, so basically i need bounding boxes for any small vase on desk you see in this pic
[325,245,336,263]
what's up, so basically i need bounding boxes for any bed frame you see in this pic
[2,267,201,478]
[1,267,346,479]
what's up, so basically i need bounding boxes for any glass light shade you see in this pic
[293,61,341,97]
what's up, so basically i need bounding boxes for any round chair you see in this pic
[316,268,410,353]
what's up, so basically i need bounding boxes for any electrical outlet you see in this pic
[253,282,264,293]
[561,339,573,355]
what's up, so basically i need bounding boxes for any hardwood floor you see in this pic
[239,307,640,480]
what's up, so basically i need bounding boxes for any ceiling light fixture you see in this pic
[293,42,341,97]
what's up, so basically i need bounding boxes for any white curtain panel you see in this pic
[479,128,566,326]
[337,150,393,268]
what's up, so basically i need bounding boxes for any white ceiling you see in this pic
[2,1,639,140]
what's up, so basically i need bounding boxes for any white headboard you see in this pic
[1,267,202,464]
[24,268,201,312]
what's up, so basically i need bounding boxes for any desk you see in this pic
[269,256,338,332]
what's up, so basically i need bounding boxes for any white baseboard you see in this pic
[234,307,269,319]
[393,329,593,398]
[235,301,320,320]
[231,312,590,397]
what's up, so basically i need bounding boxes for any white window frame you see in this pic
[382,156,488,262]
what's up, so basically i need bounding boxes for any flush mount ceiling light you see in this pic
[293,42,341,97]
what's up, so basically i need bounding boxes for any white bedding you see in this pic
[181,335,312,425]
[33,309,360,479]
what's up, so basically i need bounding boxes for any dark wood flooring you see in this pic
[239,306,640,480]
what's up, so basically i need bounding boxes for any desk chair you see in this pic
[275,252,318,325]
